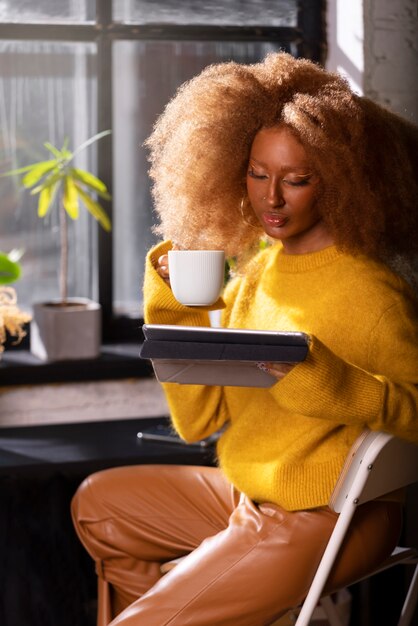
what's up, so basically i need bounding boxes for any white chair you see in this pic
[294,430,418,626]
[161,430,418,626]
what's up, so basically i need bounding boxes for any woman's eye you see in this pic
[283,178,310,187]
[248,169,267,179]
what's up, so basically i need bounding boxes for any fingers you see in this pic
[156,254,170,284]
[256,362,295,380]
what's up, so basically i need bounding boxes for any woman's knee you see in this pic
[72,467,124,524]
[71,465,155,547]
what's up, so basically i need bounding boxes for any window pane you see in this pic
[113,0,297,27]
[0,0,95,23]
[112,40,284,317]
[0,41,98,311]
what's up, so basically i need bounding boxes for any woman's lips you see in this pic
[263,212,288,227]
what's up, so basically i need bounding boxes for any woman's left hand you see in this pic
[257,362,296,380]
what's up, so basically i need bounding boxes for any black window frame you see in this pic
[0,0,325,381]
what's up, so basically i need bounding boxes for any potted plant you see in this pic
[2,130,112,361]
[0,250,31,356]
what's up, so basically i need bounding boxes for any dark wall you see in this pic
[0,471,96,626]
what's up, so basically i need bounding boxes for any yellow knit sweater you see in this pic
[143,241,418,510]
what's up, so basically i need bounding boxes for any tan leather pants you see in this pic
[71,464,402,626]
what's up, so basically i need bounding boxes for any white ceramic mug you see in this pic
[168,250,225,306]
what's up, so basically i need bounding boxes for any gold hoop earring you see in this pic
[239,196,259,229]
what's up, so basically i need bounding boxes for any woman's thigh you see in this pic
[109,498,401,626]
[109,496,339,626]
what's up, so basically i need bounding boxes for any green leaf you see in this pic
[75,184,111,231]
[0,162,47,177]
[71,167,111,200]
[21,160,57,188]
[37,184,56,217]
[30,168,64,195]
[63,176,79,219]
[43,142,62,158]
[61,149,73,161]
[0,252,21,284]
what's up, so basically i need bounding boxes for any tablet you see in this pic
[140,324,309,388]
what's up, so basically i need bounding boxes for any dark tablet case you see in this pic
[140,324,309,388]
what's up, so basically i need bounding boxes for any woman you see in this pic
[72,53,418,626]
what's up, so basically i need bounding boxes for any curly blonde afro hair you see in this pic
[145,52,418,264]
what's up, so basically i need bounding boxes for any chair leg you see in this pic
[295,503,357,626]
[97,576,112,626]
[398,564,418,626]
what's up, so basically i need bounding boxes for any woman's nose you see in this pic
[266,182,285,207]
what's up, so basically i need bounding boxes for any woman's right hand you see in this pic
[156,254,170,284]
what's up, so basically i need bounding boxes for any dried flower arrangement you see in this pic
[0,251,31,355]
[0,286,31,354]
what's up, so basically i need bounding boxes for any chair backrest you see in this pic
[329,429,418,513]
[295,430,418,626]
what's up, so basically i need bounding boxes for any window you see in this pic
[0,0,325,345]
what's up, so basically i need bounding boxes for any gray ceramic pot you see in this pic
[30,298,101,362]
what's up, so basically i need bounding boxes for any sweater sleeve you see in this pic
[142,240,229,442]
[269,298,418,444]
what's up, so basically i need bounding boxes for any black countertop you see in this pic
[0,415,217,474]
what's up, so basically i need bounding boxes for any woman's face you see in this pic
[246,125,333,254]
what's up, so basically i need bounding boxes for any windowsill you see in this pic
[0,343,153,385]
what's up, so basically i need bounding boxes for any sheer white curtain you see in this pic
[0,40,97,310]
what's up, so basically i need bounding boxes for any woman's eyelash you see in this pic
[283,178,310,187]
[248,169,311,186]
[247,169,266,179]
